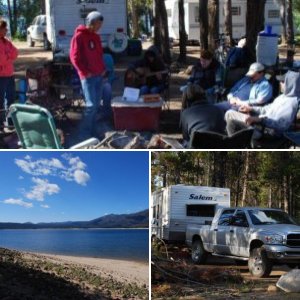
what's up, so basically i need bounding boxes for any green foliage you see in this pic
[152,152,300,218]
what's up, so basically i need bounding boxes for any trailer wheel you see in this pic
[191,239,207,264]
[248,247,273,277]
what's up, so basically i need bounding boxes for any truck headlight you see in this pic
[264,235,283,244]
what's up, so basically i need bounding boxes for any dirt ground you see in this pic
[152,243,300,300]
[7,40,300,148]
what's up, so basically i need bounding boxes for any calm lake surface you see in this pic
[0,229,149,262]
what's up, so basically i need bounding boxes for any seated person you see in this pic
[225,70,300,141]
[225,37,249,69]
[181,84,226,144]
[182,49,219,108]
[126,48,167,95]
[216,62,273,112]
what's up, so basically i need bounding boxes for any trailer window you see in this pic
[186,205,215,217]
[152,206,156,219]
[232,7,241,16]
[268,10,280,18]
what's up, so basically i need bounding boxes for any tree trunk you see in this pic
[286,0,294,45]
[223,0,233,46]
[283,176,289,213]
[199,0,209,50]
[178,0,187,63]
[40,0,46,14]
[246,0,266,63]
[208,0,219,51]
[154,0,171,64]
[6,0,13,35]
[279,0,287,44]
[241,152,250,207]
[131,1,140,38]
[268,185,272,208]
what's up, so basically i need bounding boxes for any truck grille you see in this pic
[286,234,300,247]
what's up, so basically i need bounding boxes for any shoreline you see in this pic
[24,250,149,287]
[0,247,149,299]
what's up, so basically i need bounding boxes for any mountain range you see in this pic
[0,209,149,229]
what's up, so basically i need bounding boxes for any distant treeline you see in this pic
[0,209,149,229]
[152,152,300,220]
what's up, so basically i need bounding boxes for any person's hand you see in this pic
[229,97,240,105]
[239,104,252,113]
[245,116,261,125]
[102,70,108,78]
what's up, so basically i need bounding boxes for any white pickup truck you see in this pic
[186,207,300,277]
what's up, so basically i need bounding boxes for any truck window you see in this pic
[248,209,296,225]
[218,209,235,226]
[186,204,215,217]
[231,210,249,227]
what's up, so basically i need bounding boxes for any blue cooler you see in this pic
[15,78,27,103]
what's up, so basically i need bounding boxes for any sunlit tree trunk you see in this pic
[223,0,233,46]
[208,0,219,51]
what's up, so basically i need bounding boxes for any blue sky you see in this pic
[0,151,149,223]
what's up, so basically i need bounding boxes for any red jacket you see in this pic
[0,38,18,77]
[70,25,105,80]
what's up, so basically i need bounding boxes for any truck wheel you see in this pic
[43,35,51,51]
[27,34,34,47]
[191,239,207,264]
[248,247,273,278]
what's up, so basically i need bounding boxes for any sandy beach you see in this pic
[25,251,149,286]
[0,248,149,299]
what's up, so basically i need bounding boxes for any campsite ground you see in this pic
[152,242,300,300]
[12,40,300,147]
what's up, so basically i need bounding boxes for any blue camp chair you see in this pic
[103,53,117,85]
[9,103,99,149]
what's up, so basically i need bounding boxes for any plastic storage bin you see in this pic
[111,96,163,131]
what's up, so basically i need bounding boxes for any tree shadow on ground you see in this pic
[0,260,110,300]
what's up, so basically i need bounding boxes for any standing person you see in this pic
[70,11,106,140]
[0,19,18,130]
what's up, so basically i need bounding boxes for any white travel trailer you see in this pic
[165,0,281,41]
[151,185,230,242]
[45,0,127,58]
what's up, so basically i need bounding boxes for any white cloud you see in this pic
[73,170,90,186]
[18,176,24,180]
[25,178,60,201]
[41,204,50,209]
[3,198,33,208]
[15,155,90,186]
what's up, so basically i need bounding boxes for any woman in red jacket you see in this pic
[70,11,106,141]
[0,19,18,129]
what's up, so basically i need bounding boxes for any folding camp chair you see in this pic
[9,103,99,149]
[190,128,254,149]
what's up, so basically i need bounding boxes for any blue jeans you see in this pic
[79,75,103,140]
[0,76,15,124]
[140,84,165,95]
[101,81,112,117]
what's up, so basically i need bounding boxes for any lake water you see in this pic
[0,229,149,262]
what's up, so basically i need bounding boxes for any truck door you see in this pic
[213,209,235,255]
[228,210,251,257]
